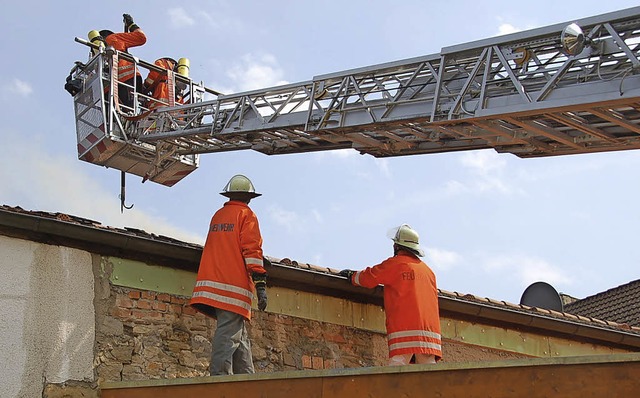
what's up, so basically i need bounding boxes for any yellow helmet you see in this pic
[221,174,261,198]
[88,30,105,55]
[388,224,425,257]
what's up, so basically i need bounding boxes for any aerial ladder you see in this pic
[66,7,640,190]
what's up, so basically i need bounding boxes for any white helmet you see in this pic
[388,224,425,257]
[220,174,262,198]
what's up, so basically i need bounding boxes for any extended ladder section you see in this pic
[68,7,640,186]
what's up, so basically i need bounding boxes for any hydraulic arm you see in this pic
[67,7,640,186]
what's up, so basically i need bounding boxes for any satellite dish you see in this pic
[561,23,586,56]
[520,281,564,312]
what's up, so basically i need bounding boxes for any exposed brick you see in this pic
[323,332,346,343]
[153,302,169,312]
[324,359,336,369]
[115,295,134,309]
[131,309,148,320]
[148,311,163,319]
[132,324,155,335]
[101,282,499,385]
[157,293,171,302]
[183,306,198,315]
[110,307,131,319]
[161,313,176,324]
[136,300,152,310]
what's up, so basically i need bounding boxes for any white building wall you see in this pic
[0,235,95,398]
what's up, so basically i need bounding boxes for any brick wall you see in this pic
[95,283,528,383]
[95,285,389,382]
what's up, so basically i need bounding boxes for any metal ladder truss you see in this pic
[71,7,640,186]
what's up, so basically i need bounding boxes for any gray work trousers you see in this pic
[210,308,255,375]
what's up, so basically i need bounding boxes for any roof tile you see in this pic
[564,279,640,327]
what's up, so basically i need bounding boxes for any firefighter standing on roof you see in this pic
[340,224,442,365]
[99,14,146,112]
[190,175,269,375]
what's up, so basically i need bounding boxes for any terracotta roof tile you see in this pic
[564,279,640,327]
[485,297,504,306]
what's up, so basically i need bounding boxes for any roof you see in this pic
[564,279,640,327]
[2,204,640,348]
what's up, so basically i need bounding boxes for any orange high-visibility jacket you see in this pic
[144,58,175,109]
[190,201,267,320]
[144,58,184,110]
[105,29,147,82]
[351,251,442,360]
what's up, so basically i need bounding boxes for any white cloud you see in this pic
[311,209,323,224]
[267,204,326,234]
[168,8,196,28]
[482,253,572,287]
[376,158,391,178]
[197,10,219,28]
[0,131,202,244]
[497,23,520,35]
[314,150,391,182]
[494,16,537,37]
[354,159,391,181]
[442,179,468,195]
[313,149,358,160]
[6,78,33,97]
[425,247,462,270]
[460,150,507,175]
[195,10,243,30]
[267,204,303,233]
[457,151,518,195]
[227,53,288,92]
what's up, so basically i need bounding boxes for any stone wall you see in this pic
[94,284,390,382]
[94,264,526,382]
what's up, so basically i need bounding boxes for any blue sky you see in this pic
[1,0,639,304]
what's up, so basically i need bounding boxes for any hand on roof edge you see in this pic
[338,269,355,279]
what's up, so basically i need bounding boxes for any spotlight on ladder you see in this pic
[561,22,590,56]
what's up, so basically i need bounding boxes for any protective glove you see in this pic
[252,272,268,311]
[123,14,140,32]
[338,269,355,279]
[256,285,268,311]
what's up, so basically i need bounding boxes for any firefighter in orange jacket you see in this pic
[339,224,442,365]
[100,13,147,112]
[190,174,268,375]
[144,57,186,110]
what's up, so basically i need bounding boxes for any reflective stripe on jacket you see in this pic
[144,58,182,109]
[351,252,442,360]
[190,200,266,320]
[104,29,147,82]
